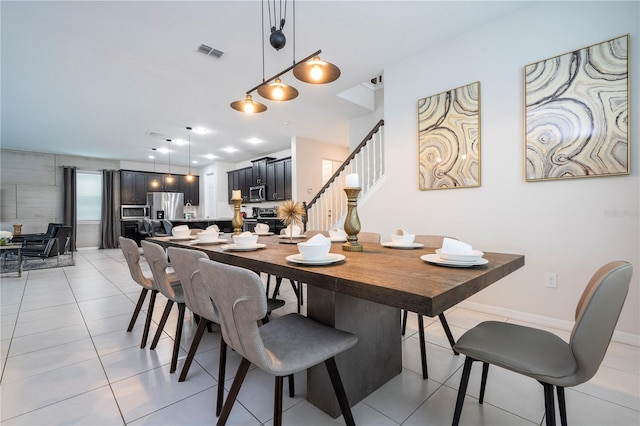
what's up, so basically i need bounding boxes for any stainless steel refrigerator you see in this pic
[147,192,184,220]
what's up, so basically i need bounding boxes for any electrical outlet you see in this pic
[545,272,558,288]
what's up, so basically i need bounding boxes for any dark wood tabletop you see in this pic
[149,234,525,317]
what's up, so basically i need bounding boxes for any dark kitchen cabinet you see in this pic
[251,157,275,186]
[146,174,164,192]
[267,157,292,201]
[121,220,141,246]
[162,174,180,192]
[227,167,251,203]
[179,175,200,205]
[120,171,147,205]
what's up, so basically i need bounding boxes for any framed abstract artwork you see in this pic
[418,81,481,190]
[524,35,629,181]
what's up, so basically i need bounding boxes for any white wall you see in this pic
[293,136,349,203]
[360,1,639,338]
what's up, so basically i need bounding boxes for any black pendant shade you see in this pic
[256,77,299,101]
[293,55,341,84]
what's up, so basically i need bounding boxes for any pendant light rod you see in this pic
[245,49,321,95]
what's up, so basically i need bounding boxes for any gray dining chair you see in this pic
[166,247,219,383]
[120,236,180,348]
[141,240,187,374]
[402,235,460,379]
[197,258,358,426]
[452,261,632,426]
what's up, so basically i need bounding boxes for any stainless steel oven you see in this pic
[121,205,150,220]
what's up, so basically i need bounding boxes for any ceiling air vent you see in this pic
[197,44,224,58]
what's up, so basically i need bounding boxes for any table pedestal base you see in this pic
[306,286,401,418]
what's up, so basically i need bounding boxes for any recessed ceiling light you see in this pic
[193,127,209,134]
[192,160,198,164]
[203,154,218,160]
[222,147,238,153]
[173,138,187,145]
[248,137,263,145]
[157,147,169,154]
[148,155,155,159]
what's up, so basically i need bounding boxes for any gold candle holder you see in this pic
[342,187,362,252]
[232,198,244,235]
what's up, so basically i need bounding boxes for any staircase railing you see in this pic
[305,119,385,231]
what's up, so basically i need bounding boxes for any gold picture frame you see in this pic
[418,81,481,190]
[524,35,630,181]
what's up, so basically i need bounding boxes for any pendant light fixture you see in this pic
[185,127,195,182]
[231,0,339,113]
[165,139,174,184]
[150,148,160,188]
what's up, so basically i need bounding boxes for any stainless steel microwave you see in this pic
[249,185,266,202]
[121,205,150,219]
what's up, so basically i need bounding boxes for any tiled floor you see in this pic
[1,248,638,425]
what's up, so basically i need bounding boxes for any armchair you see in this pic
[21,225,72,265]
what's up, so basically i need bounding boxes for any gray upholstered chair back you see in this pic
[119,236,153,290]
[141,240,180,300]
[414,235,456,248]
[167,247,219,322]
[198,258,272,370]
[358,232,381,243]
[570,261,632,384]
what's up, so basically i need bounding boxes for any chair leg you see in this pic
[170,302,186,373]
[556,386,567,426]
[265,273,272,297]
[324,357,355,426]
[273,276,283,297]
[141,290,158,348]
[452,356,474,426]
[542,382,557,426]
[274,376,284,426]
[150,299,174,350]
[479,362,489,403]
[217,357,251,426]
[217,340,227,416]
[401,310,408,335]
[128,288,148,332]
[417,314,428,379]
[438,313,459,355]
[178,319,210,382]
[288,374,295,398]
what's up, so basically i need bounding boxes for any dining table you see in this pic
[148,233,525,418]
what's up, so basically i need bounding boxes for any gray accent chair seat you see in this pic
[452,261,632,426]
[120,236,180,348]
[166,247,219,383]
[141,240,187,374]
[198,258,359,426]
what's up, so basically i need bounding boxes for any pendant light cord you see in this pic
[262,0,266,82]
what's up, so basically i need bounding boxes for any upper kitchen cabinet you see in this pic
[251,157,275,186]
[266,157,292,201]
[179,175,200,205]
[227,167,251,203]
[120,170,147,205]
[162,174,180,192]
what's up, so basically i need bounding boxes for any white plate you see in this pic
[221,243,267,252]
[435,249,484,262]
[192,239,228,245]
[253,232,274,236]
[421,254,488,267]
[278,234,307,239]
[168,236,194,242]
[381,242,424,249]
[286,253,346,265]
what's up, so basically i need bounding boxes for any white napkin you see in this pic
[206,224,219,232]
[173,225,189,232]
[300,234,329,246]
[441,237,473,254]
[238,231,253,237]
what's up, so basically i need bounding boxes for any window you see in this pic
[77,171,102,221]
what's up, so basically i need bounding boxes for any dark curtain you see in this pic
[100,170,119,249]
[62,166,77,251]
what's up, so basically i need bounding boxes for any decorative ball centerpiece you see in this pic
[277,200,304,242]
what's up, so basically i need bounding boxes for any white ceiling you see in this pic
[1,1,530,167]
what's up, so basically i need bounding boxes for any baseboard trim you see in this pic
[458,300,640,348]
